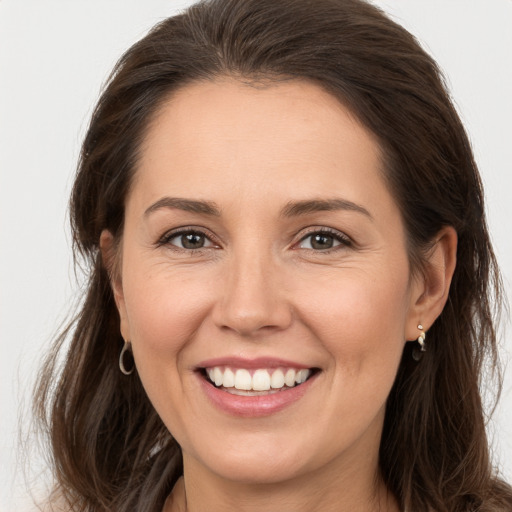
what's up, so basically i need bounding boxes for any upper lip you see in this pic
[196,356,314,370]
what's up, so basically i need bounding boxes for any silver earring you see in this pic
[412,324,426,361]
[119,340,135,375]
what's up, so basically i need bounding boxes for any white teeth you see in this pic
[295,369,310,384]
[252,369,271,391]
[205,366,313,391]
[284,369,296,387]
[234,369,252,390]
[213,367,223,387]
[223,368,235,388]
[270,369,285,389]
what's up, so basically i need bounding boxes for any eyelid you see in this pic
[294,226,353,250]
[157,226,221,249]
[156,225,352,252]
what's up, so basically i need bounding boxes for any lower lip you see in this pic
[198,372,318,418]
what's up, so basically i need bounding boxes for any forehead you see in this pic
[141,77,377,158]
[131,77,390,214]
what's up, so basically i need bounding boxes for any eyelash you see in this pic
[157,226,353,253]
[157,227,220,252]
[296,227,353,253]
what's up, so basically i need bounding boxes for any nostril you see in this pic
[214,307,293,338]
[211,269,293,335]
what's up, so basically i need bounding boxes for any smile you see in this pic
[205,366,313,395]
[196,359,320,417]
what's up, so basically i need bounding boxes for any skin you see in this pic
[101,78,457,512]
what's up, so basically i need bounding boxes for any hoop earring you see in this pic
[119,340,135,375]
[412,324,426,362]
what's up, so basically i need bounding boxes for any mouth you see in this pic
[199,366,320,396]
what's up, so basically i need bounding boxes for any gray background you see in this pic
[1,1,511,509]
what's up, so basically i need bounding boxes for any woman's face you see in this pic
[112,78,424,485]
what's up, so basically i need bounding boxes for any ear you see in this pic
[405,226,457,340]
[100,229,131,341]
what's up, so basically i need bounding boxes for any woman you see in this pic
[34,0,512,510]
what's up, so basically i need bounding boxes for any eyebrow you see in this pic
[144,196,372,220]
[280,198,373,220]
[144,197,221,217]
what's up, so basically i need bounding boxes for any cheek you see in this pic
[297,268,410,442]
[295,264,411,377]
[301,264,409,331]
[120,263,214,435]
[120,259,216,397]
[123,260,209,343]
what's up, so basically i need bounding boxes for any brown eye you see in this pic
[165,230,215,250]
[298,230,349,251]
[181,233,206,249]
[310,233,335,250]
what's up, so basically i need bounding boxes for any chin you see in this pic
[182,428,338,486]
[203,452,311,485]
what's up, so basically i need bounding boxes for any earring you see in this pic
[119,340,135,375]
[412,324,426,362]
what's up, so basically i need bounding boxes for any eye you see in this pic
[298,229,350,251]
[161,230,216,250]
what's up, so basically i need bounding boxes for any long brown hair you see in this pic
[34,0,512,510]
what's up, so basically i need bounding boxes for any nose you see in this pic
[212,248,293,337]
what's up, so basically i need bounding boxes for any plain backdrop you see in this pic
[1,1,511,509]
